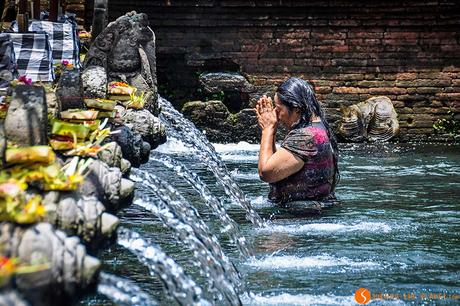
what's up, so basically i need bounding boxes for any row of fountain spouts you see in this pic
[99,96,267,306]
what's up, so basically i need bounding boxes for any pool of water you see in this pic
[82,142,460,305]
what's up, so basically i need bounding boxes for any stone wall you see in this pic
[108,0,460,141]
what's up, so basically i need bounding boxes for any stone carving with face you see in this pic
[83,11,158,113]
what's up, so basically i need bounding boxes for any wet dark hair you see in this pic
[276,77,340,191]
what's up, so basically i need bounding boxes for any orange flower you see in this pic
[0,256,17,276]
[109,81,130,88]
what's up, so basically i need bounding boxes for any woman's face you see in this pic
[274,94,299,128]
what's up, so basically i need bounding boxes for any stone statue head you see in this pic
[84,11,154,74]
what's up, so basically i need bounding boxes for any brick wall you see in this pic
[108,0,460,141]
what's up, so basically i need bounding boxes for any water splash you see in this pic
[131,171,243,305]
[149,152,253,258]
[158,96,265,227]
[241,292,357,306]
[97,272,157,306]
[247,254,380,270]
[117,227,210,306]
[258,222,392,235]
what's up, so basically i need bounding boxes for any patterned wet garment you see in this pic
[269,121,335,203]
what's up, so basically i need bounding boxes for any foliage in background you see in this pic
[433,109,460,138]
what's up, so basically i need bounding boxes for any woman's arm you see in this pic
[255,96,304,183]
[259,148,304,183]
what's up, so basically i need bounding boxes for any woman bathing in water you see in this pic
[255,77,339,212]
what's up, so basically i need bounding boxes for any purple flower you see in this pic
[61,60,70,66]
[18,75,33,85]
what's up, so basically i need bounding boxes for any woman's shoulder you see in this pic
[285,123,329,146]
[286,126,314,139]
[281,127,316,157]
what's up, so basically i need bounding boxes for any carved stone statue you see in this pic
[83,11,158,114]
[339,96,399,142]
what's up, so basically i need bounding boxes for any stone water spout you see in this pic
[43,191,119,244]
[106,124,151,167]
[115,106,166,148]
[78,158,135,210]
[97,141,131,175]
[0,222,100,305]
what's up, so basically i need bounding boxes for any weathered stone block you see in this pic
[56,68,84,111]
[229,108,261,143]
[4,85,47,146]
[199,72,255,94]
[81,66,107,98]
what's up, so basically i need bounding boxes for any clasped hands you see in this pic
[254,95,278,133]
